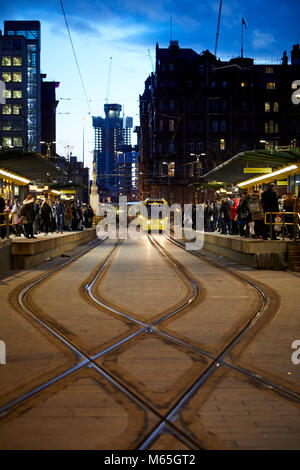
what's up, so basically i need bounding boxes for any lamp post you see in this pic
[40,141,56,158]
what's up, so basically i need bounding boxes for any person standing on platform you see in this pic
[283,192,296,239]
[261,182,279,240]
[0,192,6,239]
[20,194,36,239]
[220,198,231,235]
[230,197,239,235]
[55,199,65,234]
[249,189,264,239]
[237,191,251,237]
[41,199,53,236]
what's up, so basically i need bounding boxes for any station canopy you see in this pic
[202,149,300,185]
[0,150,66,183]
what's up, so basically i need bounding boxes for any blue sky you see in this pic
[1,0,299,171]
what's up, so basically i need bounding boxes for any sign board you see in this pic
[243,168,272,174]
[277,180,288,186]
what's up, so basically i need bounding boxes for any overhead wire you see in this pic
[59,0,92,115]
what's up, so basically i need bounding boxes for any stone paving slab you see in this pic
[96,237,191,323]
[153,235,262,356]
[172,365,300,450]
[25,239,139,356]
[96,331,212,414]
[226,269,300,395]
[0,366,160,450]
[0,263,77,408]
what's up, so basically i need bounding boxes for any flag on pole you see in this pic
[242,17,247,28]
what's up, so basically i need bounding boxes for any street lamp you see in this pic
[40,141,56,158]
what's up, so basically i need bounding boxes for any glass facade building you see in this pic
[0,21,41,152]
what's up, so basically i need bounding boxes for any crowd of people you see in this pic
[0,193,94,240]
[203,183,300,240]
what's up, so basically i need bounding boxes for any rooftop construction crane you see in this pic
[105,57,112,104]
[214,0,222,57]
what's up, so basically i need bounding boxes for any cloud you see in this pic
[252,29,275,50]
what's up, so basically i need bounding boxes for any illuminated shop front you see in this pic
[0,168,30,201]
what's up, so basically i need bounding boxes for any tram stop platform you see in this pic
[199,232,300,270]
[1,228,97,270]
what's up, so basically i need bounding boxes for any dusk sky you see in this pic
[1,0,299,172]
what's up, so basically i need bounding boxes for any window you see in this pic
[198,64,205,74]
[169,81,175,87]
[188,142,195,152]
[169,64,174,72]
[3,89,12,99]
[13,90,22,99]
[241,119,247,131]
[273,102,279,112]
[2,121,11,131]
[169,100,175,111]
[169,142,175,153]
[241,101,247,112]
[13,72,22,82]
[169,119,175,132]
[275,122,279,133]
[2,137,12,147]
[2,56,11,66]
[2,104,12,115]
[241,82,247,87]
[210,81,216,88]
[265,102,270,112]
[196,142,203,152]
[168,162,175,177]
[211,99,218,112]
[212,120,218,132]
[221,100,227,111]
[188,120,195,130]
[2,72,11,82]
[265,67,273,74]
[159,119,164,132]
[219,139,225,150]
[222,81,228,88]
[265,122,269,133]
[13,137,22,147]
[196,120,203,132]
[13,105,21,115]
[267,82,276,89]
[13,56,22,66]
[220,120,226,132]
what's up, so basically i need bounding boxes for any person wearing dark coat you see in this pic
[0,193,6,239]
[20,194,36,238]
[261,183,279,240]
[41,200,52,235]
[55,199,65,233]
[220,198,231,235]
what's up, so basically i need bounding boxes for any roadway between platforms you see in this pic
[0,235,299,450]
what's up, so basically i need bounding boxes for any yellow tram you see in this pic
[138,198,169,232]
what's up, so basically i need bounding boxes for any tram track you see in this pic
[1,231,300,450]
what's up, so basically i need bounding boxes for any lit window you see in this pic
[3,89,12,99]
[2,137,12,147]
[265,67,273,74]
[2,56,11,66]
[13,137,22,147]
[2,104,12,115]
[169,119,175,132]
[292,82,298,90]
[168,162,175,177]
[265,122,269,133]
[13,72,22,82]
[273,102,279,112]
[220,139,225,150]
[13,90,22,99]
[275,123,279,133]
[13,57,22,66]
[269,120,274,133]
[265,102,270,112]
[241,82,246,87]
[266,82,276,89]
[13,105,21,115]
[2,72,11,82]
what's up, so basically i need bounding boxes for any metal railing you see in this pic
[0,212,13,239]
[264,211,300,240]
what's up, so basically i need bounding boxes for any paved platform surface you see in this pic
[0,235,299,449]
